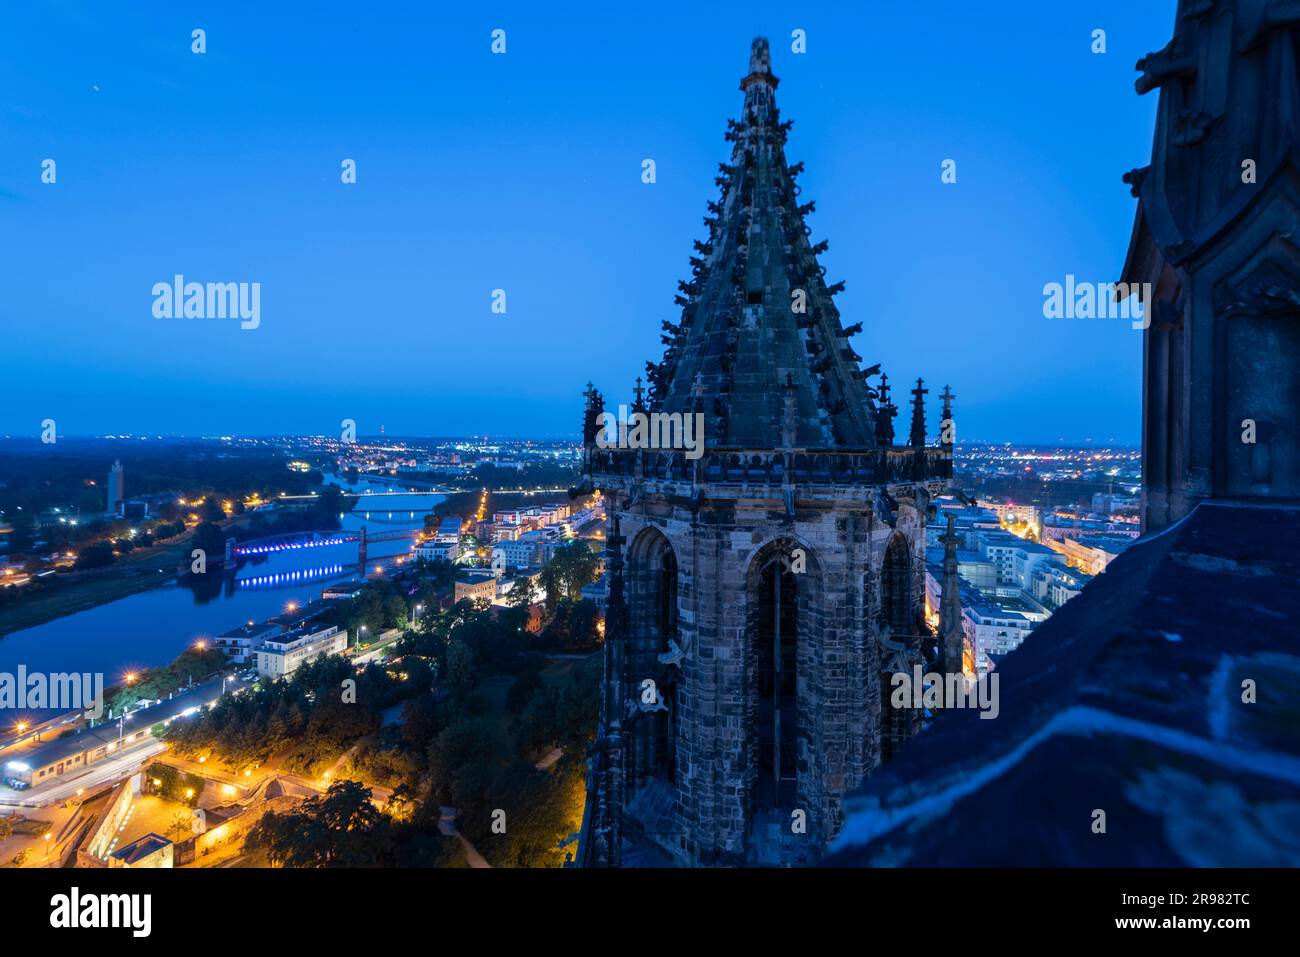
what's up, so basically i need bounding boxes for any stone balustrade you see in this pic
[585,445,952,488]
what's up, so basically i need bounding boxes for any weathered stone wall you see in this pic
[614,487,922,864]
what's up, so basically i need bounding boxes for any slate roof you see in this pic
[827,501,1300,866]
[651,38,880,449]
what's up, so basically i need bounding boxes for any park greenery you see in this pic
[144,761,206,807]
[104,644,230,715]
[245,778,461,867]
[538,539,601,611]
[165,653,430,773]
[167,539,602,867]
[242,644,599,868]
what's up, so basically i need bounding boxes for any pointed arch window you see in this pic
[753,552,798,809]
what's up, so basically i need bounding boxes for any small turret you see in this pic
[908,378,928,448]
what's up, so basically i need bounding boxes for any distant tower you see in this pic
[938,514,965,676]
[576,38,952,867]
[107,460,124,515]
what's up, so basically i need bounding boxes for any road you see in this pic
[0,673,255,808]
[167,747,393,807]
[0,735,164,808]
[162,753,270,795]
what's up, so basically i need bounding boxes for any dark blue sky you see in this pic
[1,2,1173,442]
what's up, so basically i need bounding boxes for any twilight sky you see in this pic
[0,1,1174,442]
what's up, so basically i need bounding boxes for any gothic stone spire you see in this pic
[875,372,897,446]
[939,385,955,449]
[654,37,881,448]
[908,377,928,448]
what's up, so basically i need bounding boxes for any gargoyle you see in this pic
[1135,37,1198,95]
[657,638,686,668]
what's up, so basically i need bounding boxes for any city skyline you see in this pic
[2,3,1170,441]
[1,0,1297,905]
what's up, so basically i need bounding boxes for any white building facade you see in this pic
[254,625,348,678]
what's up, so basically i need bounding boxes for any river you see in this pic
[0,474,443,714]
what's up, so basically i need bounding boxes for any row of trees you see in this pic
[194,531,604,867]
[166,654,431,773]
[238,585,602,866]
[143,762,206,807]
[245,778,460,867]
[104,644,229,715]
[327,579,409,646]
[320,652,599,867]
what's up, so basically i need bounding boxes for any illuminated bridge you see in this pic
[231,530,359,557]
[275,486,571,501]
[228,526,423,567]
[276,489,449,500]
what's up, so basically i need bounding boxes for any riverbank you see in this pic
[0,534,199,638]
[0,495,360,640]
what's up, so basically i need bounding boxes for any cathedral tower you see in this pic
[1122,0,1300,530]
[577,38,952,866]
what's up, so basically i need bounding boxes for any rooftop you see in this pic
[829,502,1300,866]
[110,832,171,865]
[218,621,279,640]
[8,673,252,774]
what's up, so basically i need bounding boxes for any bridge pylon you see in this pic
[358,525,367,574]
